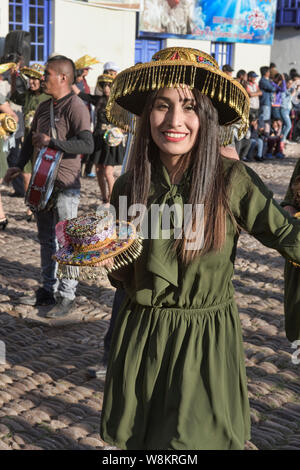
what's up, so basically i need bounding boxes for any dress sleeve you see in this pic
[229,161,300,263]
[227,160,300,342]
[281,158,300,207]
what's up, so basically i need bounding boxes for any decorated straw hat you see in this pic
[75,55,100,70]
[97,73,115,86]
[0,113,18,138]
[106,47,250,144]
[0,62,16,74]
[53,211,143,280]
[21,63,45,80]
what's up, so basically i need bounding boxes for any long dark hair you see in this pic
[126,88,236,264]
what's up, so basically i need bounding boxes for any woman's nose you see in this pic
[166,105,183,128]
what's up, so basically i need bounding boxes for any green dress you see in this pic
[100,157,300,450]
[10,89,50,173]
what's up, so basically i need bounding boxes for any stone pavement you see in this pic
[0,151,300,451]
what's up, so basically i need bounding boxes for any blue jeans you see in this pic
[246,137,264,159]
[36,188,80,300]
[258,105,271,130]
[281,108,292,140]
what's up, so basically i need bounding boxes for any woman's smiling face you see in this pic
[150,87,200,161]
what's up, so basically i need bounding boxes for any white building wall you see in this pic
[0,1,9,56]
[53,0,136,90]
[165,38,211,54]
[233,43,271,76]
[271,28,300,74]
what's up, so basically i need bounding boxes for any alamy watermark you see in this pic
[291,340,300,365]
[0,340,5,364]
[96,197,204,250]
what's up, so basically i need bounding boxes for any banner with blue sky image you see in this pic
[139,0,277,45]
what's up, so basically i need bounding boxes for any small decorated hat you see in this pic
[103,127,124,147]
[0,113,18,138]
[106,47,250,144]
[21,63,45,80]
[53,212,143,280]
[97,73,115,87]
[75,55,100,70]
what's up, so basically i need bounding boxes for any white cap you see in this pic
[103,61,120,73]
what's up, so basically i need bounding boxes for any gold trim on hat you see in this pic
[21,65,44,80]
[106,47,250,144]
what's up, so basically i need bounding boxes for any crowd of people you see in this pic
[1,47,300,450]
[221,61,300,161]
[0,53,125,234]
[0,52,125,318]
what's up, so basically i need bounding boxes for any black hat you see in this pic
[222,64,234,72]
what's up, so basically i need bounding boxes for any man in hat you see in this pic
[222,64,234,77]
[5,55,94,317]
[246,71,262,120]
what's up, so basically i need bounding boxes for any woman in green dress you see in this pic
[99,47,300,450]
[10,63,49,220]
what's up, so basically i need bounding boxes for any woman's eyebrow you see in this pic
[154,96,195,103]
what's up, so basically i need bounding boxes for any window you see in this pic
[135,39,163,64]
[210,42,233,69]
[9,0,52,64]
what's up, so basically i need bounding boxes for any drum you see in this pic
[25,147,63,211]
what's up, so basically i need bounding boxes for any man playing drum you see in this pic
[5,55,94,317]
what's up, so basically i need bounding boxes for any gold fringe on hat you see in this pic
[106,47,250,145]
[97,73,115,86]
[21,63,45,80]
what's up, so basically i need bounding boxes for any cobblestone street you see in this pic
[0,149,300,451]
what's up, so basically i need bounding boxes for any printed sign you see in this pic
[139,0,277,45]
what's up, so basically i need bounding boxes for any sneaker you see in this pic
[87,172,96,178]
[9,192,24,198]
[45,296,75,318]
[18,287,56,306]
[87,363,107,378]
[254,155,264,162]
[264,153,274,160]
[87,351,109,378]
[275,152,285,159]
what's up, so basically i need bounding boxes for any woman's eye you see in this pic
[156,103,168,110]
[184,105,196,111]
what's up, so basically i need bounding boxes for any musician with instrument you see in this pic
[5,55,94,317]
[10,62,50,221]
